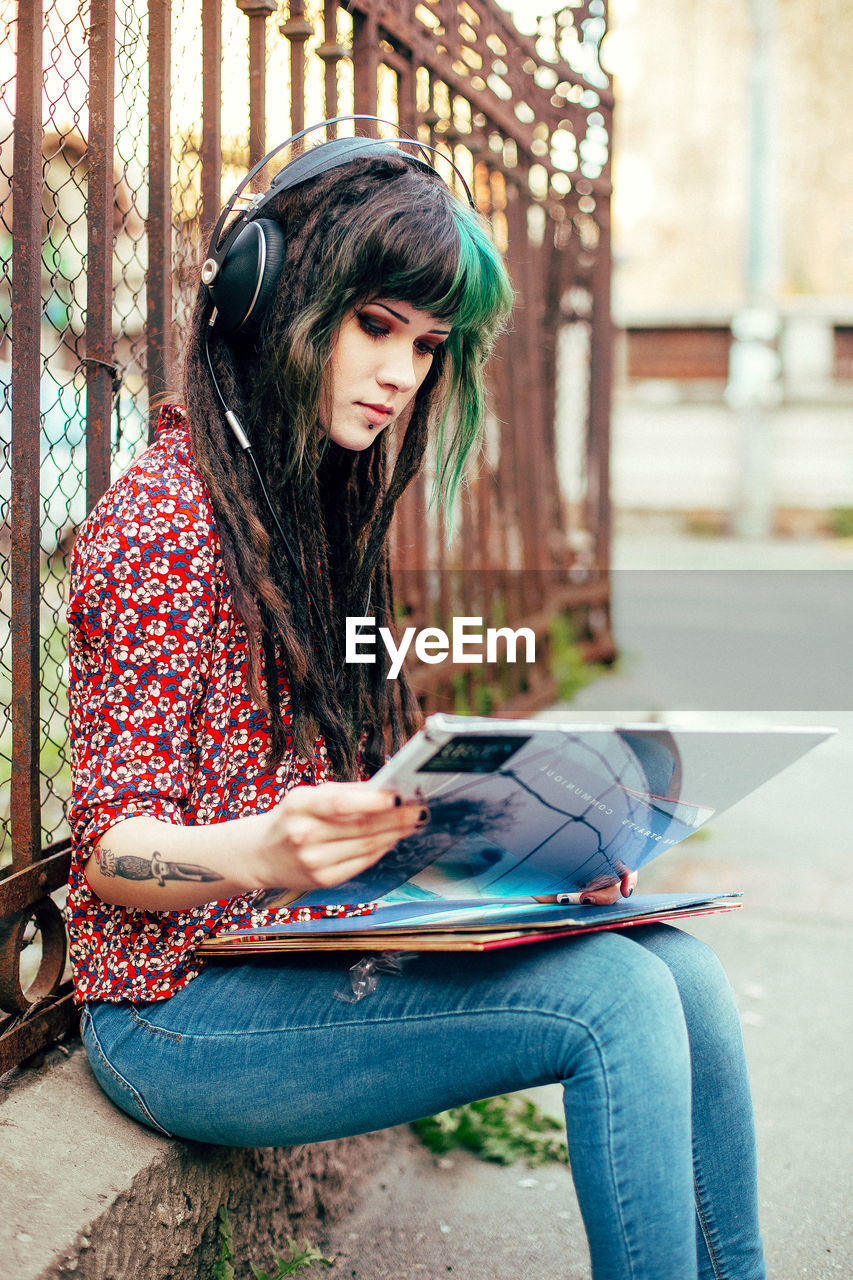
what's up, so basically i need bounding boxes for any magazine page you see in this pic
[260,717,831,910]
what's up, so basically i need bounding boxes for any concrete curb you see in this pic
[1,1044,396,1280]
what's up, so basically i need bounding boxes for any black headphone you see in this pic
[201,115,476,337]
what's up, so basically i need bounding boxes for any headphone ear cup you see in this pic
[208,217,286,335]
[248,218,286,333]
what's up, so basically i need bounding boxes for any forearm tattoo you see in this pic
[95,847,224,887]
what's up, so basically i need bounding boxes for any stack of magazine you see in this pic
[198,714,833,956]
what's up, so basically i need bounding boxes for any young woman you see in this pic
[67,142,766,1280]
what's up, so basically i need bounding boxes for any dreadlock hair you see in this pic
[184,150,513,780]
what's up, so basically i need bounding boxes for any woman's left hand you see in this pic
[578,869,639,906]
[535,870,639,907]
[568,870,635,911]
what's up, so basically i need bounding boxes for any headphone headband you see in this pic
[202,115,476,288]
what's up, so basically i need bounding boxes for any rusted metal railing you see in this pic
[0,0,614,1075]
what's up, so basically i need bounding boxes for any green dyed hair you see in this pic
[429,197,515,512]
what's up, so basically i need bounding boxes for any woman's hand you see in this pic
[534,869,639,908]
[578,869,639,906]
[85,785,423,913]
[250,783,424,893]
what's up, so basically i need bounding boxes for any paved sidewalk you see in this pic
[322,534,852,1280]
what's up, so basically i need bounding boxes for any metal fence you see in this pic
[0,0,614,1075]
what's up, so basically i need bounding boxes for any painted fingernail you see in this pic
[625,887,634,897]
[416,807,430,827]
[393,794,403,807]
[580,894,596,905]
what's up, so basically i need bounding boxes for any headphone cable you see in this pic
[204,322,345,683]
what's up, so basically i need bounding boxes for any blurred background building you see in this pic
[508,0,853,535]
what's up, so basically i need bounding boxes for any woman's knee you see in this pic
[630,925,743,1052]
[528,934,693,1087]
[635,926,734,1001]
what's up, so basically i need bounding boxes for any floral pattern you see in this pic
[67,404,374,1004]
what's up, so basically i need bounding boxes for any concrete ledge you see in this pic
[1,1043,396,1280]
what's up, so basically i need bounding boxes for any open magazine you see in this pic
[198,714,834,955]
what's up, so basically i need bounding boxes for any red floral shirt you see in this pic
[67,404,373,1004]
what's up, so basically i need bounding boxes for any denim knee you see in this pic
[535,934,693,1092]
[631,926,744,1058]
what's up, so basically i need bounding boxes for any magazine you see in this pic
[198,892,746,955]
[198,715,833,954]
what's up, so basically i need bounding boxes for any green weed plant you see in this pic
[547,609,610,703]
[829,505,853,539]
[413,1093,569,1169]
[214,1207,333,1280]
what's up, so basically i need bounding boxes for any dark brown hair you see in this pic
[183,153,511,778]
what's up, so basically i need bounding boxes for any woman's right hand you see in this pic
[250,783,425,893]
[85,786,424,913]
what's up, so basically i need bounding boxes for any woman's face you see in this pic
[322,298,451,450]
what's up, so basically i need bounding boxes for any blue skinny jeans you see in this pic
[81,923,765,1280]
